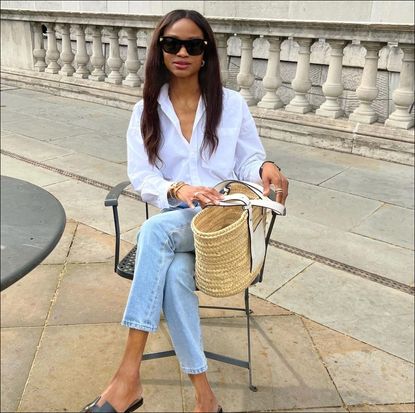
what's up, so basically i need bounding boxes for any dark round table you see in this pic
[1,176,66,291]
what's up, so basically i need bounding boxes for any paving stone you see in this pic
[43,221,77,265]
[1,117,88,142]
[262,138,349,185]
[44,179,147,236]
[272,215,414,286]
[250,247,313,299]
[269,264,415,362]
[67,223,133,264]
[348,403,415,412]
[0,327,43,413]
[0,133,75,162]
[1,265,62,328]
[197,291,291,318]
[283,408,347,412]
[352,204,414,250]
[285,180,382,231]
[181,316,342,412]
[0,155,70,188]
[52,132,127,163]
[45,152,129,187]
[304,320,415,405]
[18,323,183,412]
[321,166,414,209]
[48,262,131,325]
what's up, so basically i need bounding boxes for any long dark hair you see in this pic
[141,9,223,165]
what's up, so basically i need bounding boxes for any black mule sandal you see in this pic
[82,396,143,413]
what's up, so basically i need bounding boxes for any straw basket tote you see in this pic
[191,180,285,297]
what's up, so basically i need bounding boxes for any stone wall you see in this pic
[1,0,414,24]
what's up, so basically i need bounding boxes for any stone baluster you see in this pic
[32,23,47,72]
[285,38,315,114]
[58,24,75,76]
[258,36,284,109]
[73,24,90,78]
[138,30,151,84]
[122,28,141,87]
[237,35,256,105]
[88,26,106,81]
[316,40,348,118]
[45,23,60,74]
[349,42,385,124]
[106,27,123,84]
[385,44,414,129]
[216,33,230,85]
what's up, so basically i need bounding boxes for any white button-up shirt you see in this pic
[127,84,266,209]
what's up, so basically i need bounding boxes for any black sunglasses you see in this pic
[159,36,207,56]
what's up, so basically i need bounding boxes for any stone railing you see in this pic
[1,9,414,164]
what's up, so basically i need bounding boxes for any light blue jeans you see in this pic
[121,205,208,374]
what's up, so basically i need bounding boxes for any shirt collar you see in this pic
[158,83,206,134]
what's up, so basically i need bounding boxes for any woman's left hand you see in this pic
[261,163,289,205]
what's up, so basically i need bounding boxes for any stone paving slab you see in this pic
[272,215,414,286]
[2,117,88,143]
[269,263,415,362]
[0,327,43,413]
[181,316,342,412]
[45,152,130,187]
[262,138,351,186]
[321,166,414,209]
[67,223,133,264]
[250,248,313,299]
[348,403,415,412]
[43,221,77,265]
[48,262,132,326]
[0,155,70,188]
[305,320,414,406]
[287,180,382,231]
[1,264,63,328]
[43,179,146,235]
[352,203,414,250]
[17,323,183,412]
[1,133,75,162]
[52,131,127,163]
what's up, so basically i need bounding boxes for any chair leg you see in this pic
[245,289,257,392]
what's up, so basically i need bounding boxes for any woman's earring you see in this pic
[201,60,205,67]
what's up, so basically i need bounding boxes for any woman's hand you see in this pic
[261,163,289,205]
[176,185,224,209]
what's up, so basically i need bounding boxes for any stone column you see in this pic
[58,24,75,76]
[122,28,141,87]
[349,42,385,124]
[105,27,123,84]
[138,29,152,84]
[285,38,314,114]
[385,44,414,129]
[32,23,47,72]
[216,33,230,85]
[316,40,348,118]
[237,35,256,105]
[45,23,60,74]
[73,24,90,79]
[258,36,284,109]
[88,26,106,81]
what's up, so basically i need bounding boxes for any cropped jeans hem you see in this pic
[122,320,157,333]
[181,363,209,375]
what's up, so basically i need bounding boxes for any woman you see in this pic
[83,9,288,413]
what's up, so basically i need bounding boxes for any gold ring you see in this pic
[275,188,284,193]
[193,192,202,197]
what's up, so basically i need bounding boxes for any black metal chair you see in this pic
[105,181,278,391]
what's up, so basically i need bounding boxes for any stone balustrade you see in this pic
[1,9,414,164]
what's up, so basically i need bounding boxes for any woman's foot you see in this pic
[193,394,220,412]
[94,372,143,413]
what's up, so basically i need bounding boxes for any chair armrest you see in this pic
[105,181,131,207]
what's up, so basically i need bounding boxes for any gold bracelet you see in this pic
[168,181,186,199]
